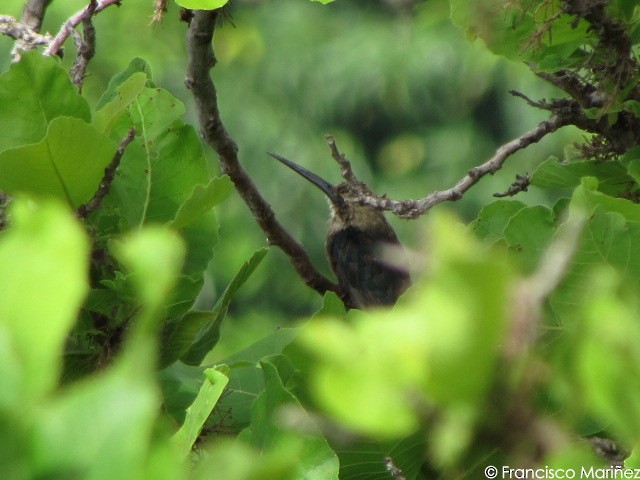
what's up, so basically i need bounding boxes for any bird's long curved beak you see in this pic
[268,152,340,204]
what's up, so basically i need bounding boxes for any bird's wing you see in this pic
[328,226,410,307]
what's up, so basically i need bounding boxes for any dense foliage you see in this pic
[2,0,640,479]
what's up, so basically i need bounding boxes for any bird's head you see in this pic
[269,153,388,231]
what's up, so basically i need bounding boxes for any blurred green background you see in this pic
[0,0,581,356]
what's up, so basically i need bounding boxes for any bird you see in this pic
[269,152,410,308]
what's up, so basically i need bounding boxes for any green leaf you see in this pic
[174,0,229,9]
[238,359,339,479]
[111,227,186,350]
[0,117,117,208]
[504,205,556,273]
[332,432,427,480]
[172,366,229,456]
[468,200,527,244]
[297,214,511,442]
[531,156,634,196]
[450,1,589,65]
[624,100,640,118]
[576,272,640,444]
[32,340,161,480]
[542,179,640,326]
[181,248,269,365]
[160,311,216,368]
[159,328,299,426]
[112,227,185,310]
[191,440,297,480]
[93,72,148,134]
[572,177,640,222]
[0,200,88,406]
[170,176,233,230]
[96,57,153,110]
[104,87,210,228]
[311,291,346,319]
[165,176,232,318]
[0,51,90,151]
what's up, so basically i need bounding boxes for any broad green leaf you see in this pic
[224,327,299,366]
[112,227,185,309]
[572,177,640,222]
[0,200,88,405]
[181,248,269,365]
[158,361,207,424]
[576,273,640,444]
[504,205,555,273]
[111,227,186,353]
[332,432,426,480]
[104,87,210,228]
[32,342,161,480]
[238,359,339,479]
[170,176,233,230]
[626,157,640,187]
[174,0,229,9]
[0,51,90,151]
[549,206,640,325]
[0,117,117,208]
[531,156,634,196]
[93,72,148,134]
[96,57,153,110]
[192,440,297,480]
[160,311,217,368]
[417,216,511,409]
[297,314,424,437]
[172,366,229,456]
[165,178,233,318]
[468,199,526,244]
[545,179,640,325]
[297,214,510,441]
[624,100,640,119]
[311,291,346,319]
[159,328,298,426]
[450,1,589,65]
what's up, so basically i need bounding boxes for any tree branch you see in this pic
[10,0,53,60]
[1,15,52,60]
[43,0,120,57]
[21,0,53,31]
[77,127,135,220]
[69,0,97,91]
[184,9,342,302]
[340,115,570,219]
[326,135,359,184]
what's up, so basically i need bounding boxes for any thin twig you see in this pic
[11,0,52,60]
[185,10,342,302]
[493,173,531,198]
[77,127,135,219]
[344,115,570,219]
[69,0,97,91]
[509,90,551,110]
[43,0,121,57]
[1,15,52,61]
[326,135,359,184]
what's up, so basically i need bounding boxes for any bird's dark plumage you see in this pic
[328,225,409,307]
